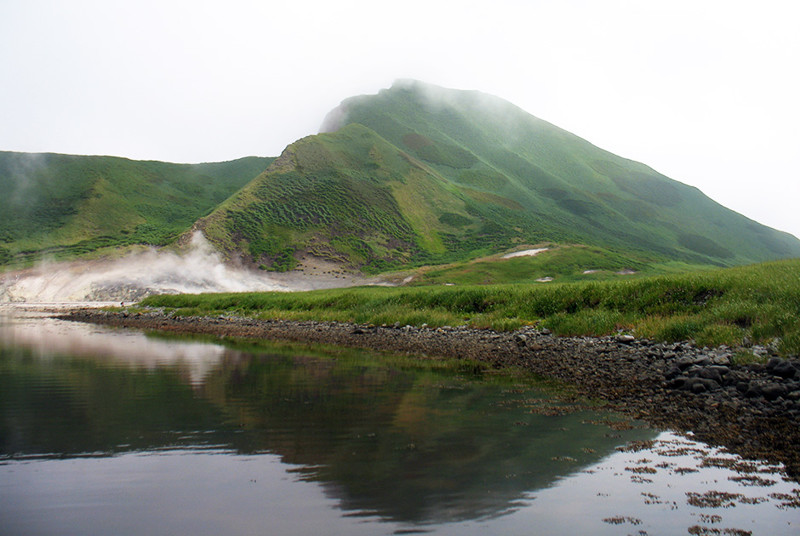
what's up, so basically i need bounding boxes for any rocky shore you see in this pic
[63,308,800,481]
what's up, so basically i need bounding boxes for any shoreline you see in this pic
[62,307,800,481]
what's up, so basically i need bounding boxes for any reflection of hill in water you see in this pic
[0,320,653,523]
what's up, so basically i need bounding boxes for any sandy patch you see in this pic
[502,248,549,259]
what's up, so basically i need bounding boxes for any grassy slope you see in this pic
[409,245,714,286]
[322,80,800,266]
[0,151,273,265]
[199,126,670,276]
[140,258,800,358]
[199,123,568,272]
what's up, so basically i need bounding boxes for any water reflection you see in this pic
[0,309,225,385]
[1,309,797,535]
[0,310,646,523]
[210,351,647,523]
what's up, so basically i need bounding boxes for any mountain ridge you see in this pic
[2,81,798,278]
[323,82,797,264]
[197,80,800,273]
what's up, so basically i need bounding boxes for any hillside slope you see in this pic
[319,80,800,266]
[0,151,273,265]
[198,123,554,273]
[5,81,798,277]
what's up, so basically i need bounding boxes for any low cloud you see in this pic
[1,151,47,213]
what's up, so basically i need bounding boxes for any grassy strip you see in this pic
[410,244,717,286]
[140,259,800,356]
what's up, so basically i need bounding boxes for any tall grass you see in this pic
[140,259,800,355]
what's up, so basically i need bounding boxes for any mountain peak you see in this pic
[306,80,800,268]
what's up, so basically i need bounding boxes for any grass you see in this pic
[0,152,273,267]
[140,258,800,357]
[200,123,572,272]
[331,81,800,266]
[412,244,661,285]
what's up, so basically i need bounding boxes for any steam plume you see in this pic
[0,233,293,303]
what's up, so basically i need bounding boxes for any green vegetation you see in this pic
[4,82,799,277]
[320,81,800,267]
[140,258,800,357]
[412,245,659,285]
[0,151,273,266]
[198,123,567,272]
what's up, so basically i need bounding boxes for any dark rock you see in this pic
[772,360,797,379]
[691,380,708,394]
[708,365,730,376]
[701,378,720,392]
[694,356,712,367]
[699,367,723,384]
[762,383,788,401]
[745,383,764,398]
[665,365,682,379]
[725,370,748,384]
[683,377,719,394]
[667,377,688,390]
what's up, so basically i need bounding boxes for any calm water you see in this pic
[0,308,797,535]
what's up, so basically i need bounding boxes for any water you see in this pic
[0,309,797,535]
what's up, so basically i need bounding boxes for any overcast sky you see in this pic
[2,0,798,239]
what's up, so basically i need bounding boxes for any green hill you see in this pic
[199,81,800,274]
[198,123,502,273]
[319,80,800,266]
[3,81,798,276]
[0,151,273,266]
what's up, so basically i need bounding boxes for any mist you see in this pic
[0,232,346,303]
[319,79,553,147]
[0,152,49,224]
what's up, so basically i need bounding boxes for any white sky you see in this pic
[1,0,798,239]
